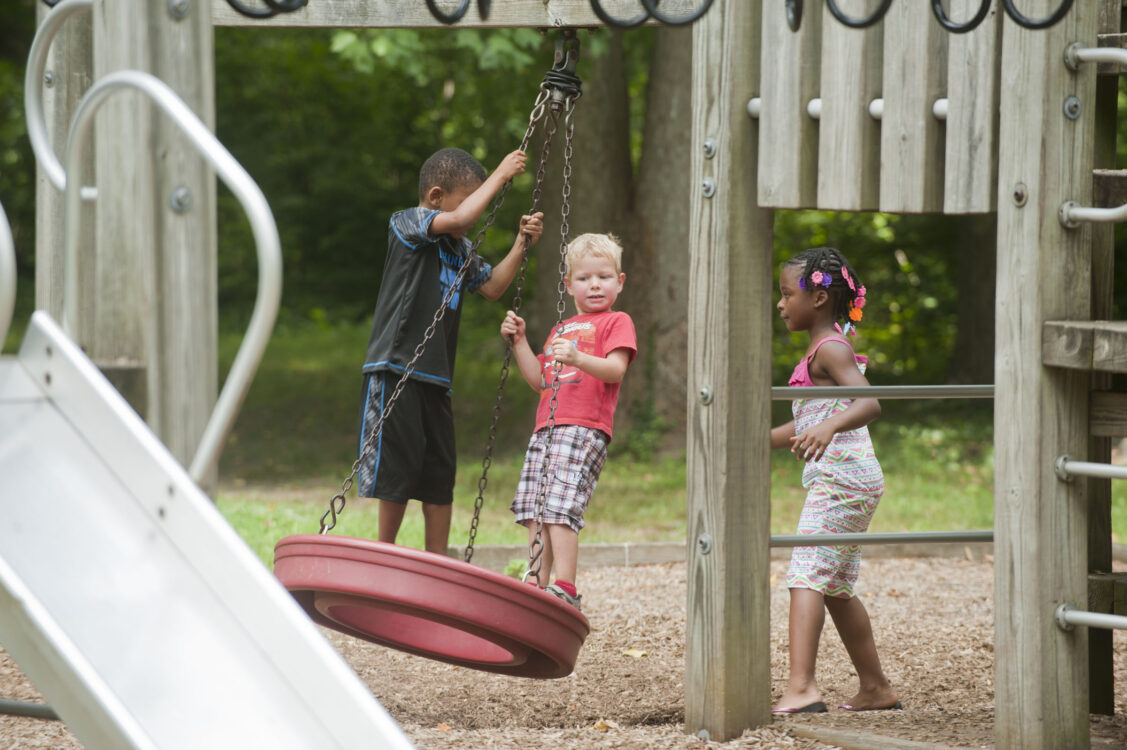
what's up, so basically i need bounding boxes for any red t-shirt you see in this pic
[534,311,637,439]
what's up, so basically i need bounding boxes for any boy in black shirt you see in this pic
[359,147,543,554]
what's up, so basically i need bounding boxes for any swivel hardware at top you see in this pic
[542,33,583,110]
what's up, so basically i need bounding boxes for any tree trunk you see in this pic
[631,27,692,445]
[948,213,996,384]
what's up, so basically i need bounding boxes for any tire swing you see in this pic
[274,34,587,679]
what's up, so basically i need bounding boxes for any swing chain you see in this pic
[527,92,577,582]
[465,91,558,561]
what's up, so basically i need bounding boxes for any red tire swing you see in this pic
[273,35,587,679]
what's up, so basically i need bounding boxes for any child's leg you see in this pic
[776,588,827,710]
[421,503,453,555]
[545,524,579,585]
[523,520,554,586]
[378,500,407,545]
[824,594,898,709]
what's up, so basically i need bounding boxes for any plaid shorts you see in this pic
[511,425,609,533]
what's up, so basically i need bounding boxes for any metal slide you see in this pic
[0,313,412,749]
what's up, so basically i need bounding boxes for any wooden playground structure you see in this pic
[9,0,1127,747]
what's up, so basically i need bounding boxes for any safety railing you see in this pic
[770,383,995,547]
[25,0,96,202]
[59,69,282,485]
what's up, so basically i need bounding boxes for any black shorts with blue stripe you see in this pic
[356,371,456,505]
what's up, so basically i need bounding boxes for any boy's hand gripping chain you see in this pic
[466,32,582,563]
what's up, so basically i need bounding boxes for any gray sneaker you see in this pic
[545,583,582,611]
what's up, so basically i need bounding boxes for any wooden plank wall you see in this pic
[212,0,701,27]
[758,1,1003,214]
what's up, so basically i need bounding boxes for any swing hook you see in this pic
[541,31,583,110]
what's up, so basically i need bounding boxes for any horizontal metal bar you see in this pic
[770,530,994,547]
[772,385,994,400]
[1055,604,1127,632]
[0,698,59,721]
[1055,457,1127,482]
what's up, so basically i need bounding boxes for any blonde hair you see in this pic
[565,233,624,277]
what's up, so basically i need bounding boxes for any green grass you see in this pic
[214,319,1126,568]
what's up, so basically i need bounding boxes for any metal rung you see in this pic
[770,530,993,547]
[1055,456,1127,482]
[1055,604,1127,632]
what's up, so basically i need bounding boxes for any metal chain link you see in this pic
[319,90,550,535]
[527,92,577,583]
[465,95,559,562]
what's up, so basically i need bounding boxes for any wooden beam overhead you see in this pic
[212,0,701,28]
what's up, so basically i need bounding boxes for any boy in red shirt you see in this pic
[500,233,637,609]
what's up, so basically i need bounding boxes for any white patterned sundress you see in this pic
[785,336,885,599]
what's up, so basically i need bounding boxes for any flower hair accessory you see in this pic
[799,271,833,290]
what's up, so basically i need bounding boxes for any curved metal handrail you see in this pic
[62,70,282,485]
[1059,46,1127,228]
[25,0,97,201]
[0,200,15,348]
[930,0,992,34]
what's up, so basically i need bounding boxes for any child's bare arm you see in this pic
[431,150,527,238]
[547,339,631,384]
[477,212,544,300]
[771,420,796,450]
[500,311,544,391]
[792,342,880,461]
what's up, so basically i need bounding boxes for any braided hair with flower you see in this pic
[783,247,868,335]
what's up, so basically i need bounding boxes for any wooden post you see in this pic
[993,2,1098,747]
[33,4,93,323]
[687,0,772,739]
[92,0,217,486]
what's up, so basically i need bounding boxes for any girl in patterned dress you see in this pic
[770,247,900,715]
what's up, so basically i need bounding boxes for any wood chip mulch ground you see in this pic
[2,555,1125,749]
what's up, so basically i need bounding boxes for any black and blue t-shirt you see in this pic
[362,207,493,387]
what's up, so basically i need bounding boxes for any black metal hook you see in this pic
[930,0,991,34]
[639,0,715,26]
[824,0,894,29]
[786,0,804,32]
[425,0,471,25]
[1001,0,1073,30]
[588,0,652,29]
